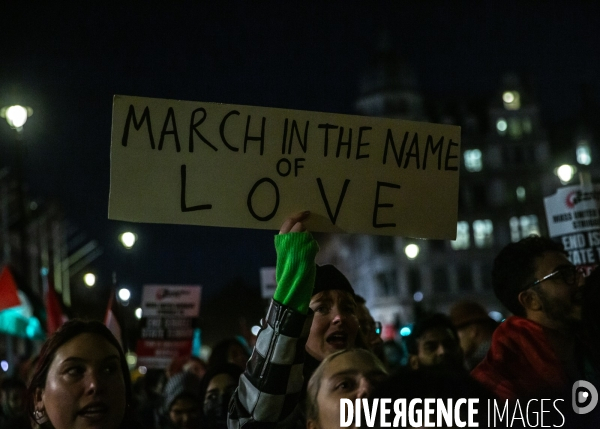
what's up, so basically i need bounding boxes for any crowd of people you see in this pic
[1,211,600,428]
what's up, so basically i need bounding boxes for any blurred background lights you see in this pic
[516,186,526,202]
[125,352,137,367]
[502,91,521,110]
[135,308,142,319]
[83,273,96,287]
[251,325,261,336]
[496,119,507,132]
[118,288,131,301]
[400,327,412,337]
[1,360,8,372]
[502,92,514,103]
[556,164,576,183]
[404,244,420,259]
[119,232,137,249]
[488,311,504,322]
[413,291,424,302]
[576,143,592,165]
[138,366,147,375]
[1,104,32,129]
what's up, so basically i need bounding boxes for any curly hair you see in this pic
[492,235,565,316]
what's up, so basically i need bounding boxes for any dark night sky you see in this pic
[1,2,600,327]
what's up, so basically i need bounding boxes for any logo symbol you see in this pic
[572,380,598,414]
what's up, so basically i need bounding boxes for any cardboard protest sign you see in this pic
[544,184,600,270]
[136,284,201,368]
[110,95,461,239]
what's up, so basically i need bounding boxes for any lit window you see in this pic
[451,221,470,250]
[464,149,483,172]
[510,217,521,242]
[577,141,591,165]
[522,117,532,134]
[503,91,521,110]
[496,119,507,135]
[508,118,522,139]
[520,215,540,236]
[473,220,493,248]
[516,186,526,202]
[510,215,540,242]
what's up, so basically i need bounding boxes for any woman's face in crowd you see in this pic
[35,333,126,429]
[309,351,387,429]
[306,290,359,361]
[203,373,238,421]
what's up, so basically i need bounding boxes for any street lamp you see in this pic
[118,288,131,301]
[404,244,420,259]
[83,273,96,287]
[119,232,137,249]
[555,164,576,184]
[1,105,33,132]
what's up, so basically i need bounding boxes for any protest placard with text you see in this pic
[110,95,461,239]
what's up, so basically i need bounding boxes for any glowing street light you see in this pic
[119,232,137,249]
[0,105,33,131]
[555,164,576,184]
[118,288,131,302]
[83,273,96,287]
[135,308,142,319]
[404,244,420,259]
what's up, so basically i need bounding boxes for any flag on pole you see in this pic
[0,266,21,312]
[104,288,123,349]
[46,281,67,334]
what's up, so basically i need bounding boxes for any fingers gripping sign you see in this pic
[279,211,310,234]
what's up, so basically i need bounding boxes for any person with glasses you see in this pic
[472,235,587,401]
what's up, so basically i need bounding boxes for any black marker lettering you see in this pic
[220,110,240,152]
[122,105,155,149]
[356,126,371,160]
[423,135,444,170]
[189,108,217,153]
[244,115,266,155]
[281,118,289,154]
[288,120,309,154]
[294,158,305,177]
[158,107,180,152]
[336,127,352,159]
[382,130,409,166]
[180,165,212,212]
[445,139,459,171]
[316,178,350,225]
[247,178,280,221]
[403,133,420,169]
[373,181,401,228]
[276,158,292,177]
[318,123,338,157]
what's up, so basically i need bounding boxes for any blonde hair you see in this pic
[305,348,386,423]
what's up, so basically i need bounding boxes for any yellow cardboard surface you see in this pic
[109,95,461,239]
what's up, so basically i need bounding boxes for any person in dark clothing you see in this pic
[198,363,243,429]
[472,236,586,400]
[160,371,202,429]
[228,212,362,428]
[0,377,29,429]
[406,313,465,372]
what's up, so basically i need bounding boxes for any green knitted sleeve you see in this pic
[273,232,319,315]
